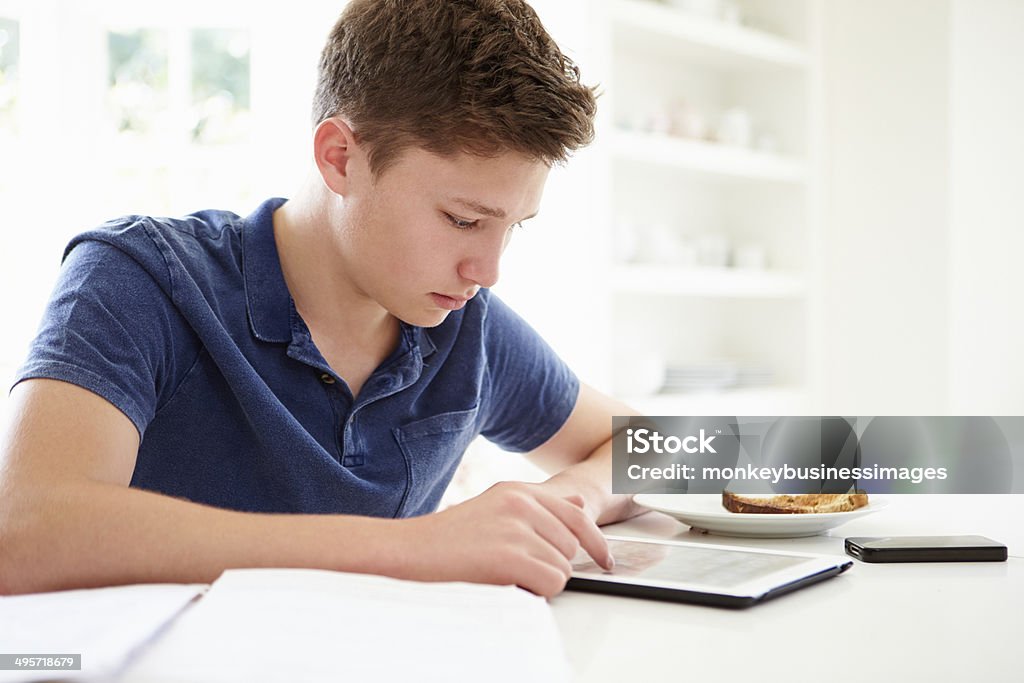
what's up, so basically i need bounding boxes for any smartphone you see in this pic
[845,535,1007,563]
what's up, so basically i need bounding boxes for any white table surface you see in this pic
[549,495,1024,683]
[96,495,1021,682]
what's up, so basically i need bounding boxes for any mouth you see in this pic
[430,292,473,311]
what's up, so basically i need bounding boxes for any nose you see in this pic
[457,230,508,289]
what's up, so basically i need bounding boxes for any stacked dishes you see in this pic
[661,362,775,392]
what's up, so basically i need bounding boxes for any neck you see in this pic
[272,175,397,350]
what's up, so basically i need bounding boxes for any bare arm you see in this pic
[0,379,611,597]
[0,379,411,593]
[526,383,649,526]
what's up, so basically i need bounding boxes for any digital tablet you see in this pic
[566,535,852,608]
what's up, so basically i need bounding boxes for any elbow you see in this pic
[0,492,57,595]
[0,506,31,595]
[0,513,22,595]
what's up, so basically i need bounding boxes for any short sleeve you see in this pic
[478,293,580,452]
[12,238,196,437]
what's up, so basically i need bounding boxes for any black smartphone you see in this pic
[845,535,1007,563]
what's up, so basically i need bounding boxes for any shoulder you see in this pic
[62,208,245,292]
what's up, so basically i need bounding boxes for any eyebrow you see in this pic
[450,197,539,221]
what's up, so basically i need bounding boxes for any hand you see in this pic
[401,481,614,598]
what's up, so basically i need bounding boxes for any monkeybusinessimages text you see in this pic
[624,428,949,486]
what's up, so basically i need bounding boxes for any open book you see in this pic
[0,582,205,682]
[120,568,571,682]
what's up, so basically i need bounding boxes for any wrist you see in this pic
[322,514,427,581]
[540,470,649,526]
[538,470,609,523]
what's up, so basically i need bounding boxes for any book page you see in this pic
[0,583,206,682]
[120,568,571,682]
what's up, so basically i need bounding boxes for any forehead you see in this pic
[376,146,550,215]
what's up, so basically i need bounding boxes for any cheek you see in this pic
[383,223,449,280]
[353,197,457,280]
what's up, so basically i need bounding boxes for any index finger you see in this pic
[536,491,614,571]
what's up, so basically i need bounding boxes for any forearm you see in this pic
[539,438,646,527]
[0,480,407,595]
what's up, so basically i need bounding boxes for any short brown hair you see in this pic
[313,0,598,176]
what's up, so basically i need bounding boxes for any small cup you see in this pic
[717,107,753,147]
[719,1,742,25]
[696,233,731,268]
[734,245,767,270]
[671,101,708,140]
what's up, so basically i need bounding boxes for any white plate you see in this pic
[633,493,888,538]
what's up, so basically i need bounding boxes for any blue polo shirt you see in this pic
[14,198,579,517]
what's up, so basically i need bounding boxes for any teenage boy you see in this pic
[0,0,643,598]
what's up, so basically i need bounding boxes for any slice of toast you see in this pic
[722,491,869,514]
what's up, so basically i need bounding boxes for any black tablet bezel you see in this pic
[565,536,853,608]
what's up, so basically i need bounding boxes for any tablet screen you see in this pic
[569,535,850,604]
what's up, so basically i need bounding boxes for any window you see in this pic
[0,16,17,127]
[105,26,251,146]
[107,28,169,139]
[190,28,250,145]
[101,22,255,215]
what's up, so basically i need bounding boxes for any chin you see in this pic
[395,307,450,328]
[420,311,452,328]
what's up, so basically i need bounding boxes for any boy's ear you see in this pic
[313,117,360,196]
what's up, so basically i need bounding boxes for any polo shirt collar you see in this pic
[417,326,437,360]
[242,197,293,343]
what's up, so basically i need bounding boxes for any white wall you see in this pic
[948,0,1024,414]
[820,0,951,414]
[821,0,1024,415]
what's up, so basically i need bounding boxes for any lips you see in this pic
[430,292,474,311]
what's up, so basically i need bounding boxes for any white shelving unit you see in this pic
[608,0,811,70]
[610,129,807,183]
[611,264,806,299]
[590,0,823,416]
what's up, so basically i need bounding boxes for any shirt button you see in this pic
[320,373,336,385]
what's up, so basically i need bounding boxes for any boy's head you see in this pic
[313,0,598,178]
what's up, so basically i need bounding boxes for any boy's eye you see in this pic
[444,213,478,230]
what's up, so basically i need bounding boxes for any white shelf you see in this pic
[612,264,806,299]
[611,130,807,183]
[592,0,823,413]
[610,0,810,71]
